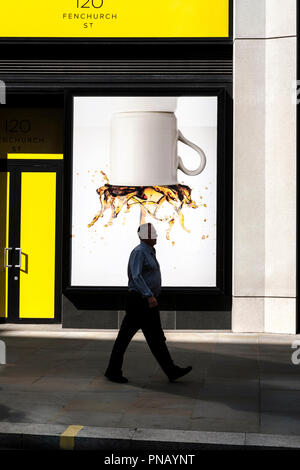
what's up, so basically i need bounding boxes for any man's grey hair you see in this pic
[137,223,157,240]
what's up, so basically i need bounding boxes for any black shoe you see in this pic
[168,366,192,382]
[104,372,128,384]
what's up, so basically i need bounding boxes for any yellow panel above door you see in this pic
[7,153,63,160]
[19,172,56,318]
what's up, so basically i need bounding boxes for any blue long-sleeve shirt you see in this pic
[128,241,162,298]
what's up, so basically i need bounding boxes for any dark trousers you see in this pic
[105,291,176,377]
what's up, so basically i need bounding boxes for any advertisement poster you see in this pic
[71,96,218,287]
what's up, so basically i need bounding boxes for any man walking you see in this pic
[104,222,192,384]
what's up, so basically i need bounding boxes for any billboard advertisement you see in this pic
[71,96,218,288]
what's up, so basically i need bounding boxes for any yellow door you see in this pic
[19,172,57,318]
[0,172,10,319]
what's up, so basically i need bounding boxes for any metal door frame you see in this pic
[1,159,63,324]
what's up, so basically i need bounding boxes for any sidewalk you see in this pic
[0,324,300,450]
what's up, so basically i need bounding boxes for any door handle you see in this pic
[15,248,22,268]
[4,247,12,268]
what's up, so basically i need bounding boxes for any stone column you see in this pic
[232,0,297,333]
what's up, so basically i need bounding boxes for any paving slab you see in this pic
[50,410,124,427]
[260,413,300,435]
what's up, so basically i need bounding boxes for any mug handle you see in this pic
[177,130,207,176]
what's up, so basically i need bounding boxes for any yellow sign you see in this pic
[0,0,230,38]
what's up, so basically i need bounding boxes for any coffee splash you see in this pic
[88,171,198,241]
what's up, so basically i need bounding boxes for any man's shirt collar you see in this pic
[140,241,156,254]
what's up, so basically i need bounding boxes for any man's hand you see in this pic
[147,296,158,309]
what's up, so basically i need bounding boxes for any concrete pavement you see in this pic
[0,324,300,450]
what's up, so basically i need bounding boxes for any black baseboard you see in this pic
[62,295,231,330]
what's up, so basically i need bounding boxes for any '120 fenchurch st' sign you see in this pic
[0,0,230,38]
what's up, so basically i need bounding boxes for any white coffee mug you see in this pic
[109,111,206,186]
